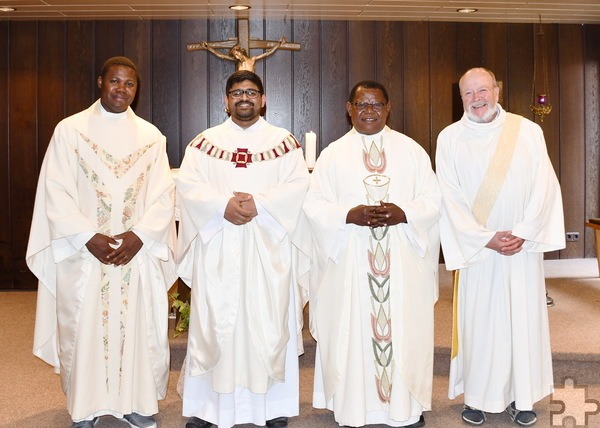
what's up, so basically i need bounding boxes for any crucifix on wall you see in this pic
[187,18,301,73]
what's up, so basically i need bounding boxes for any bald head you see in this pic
[459,68,497,93]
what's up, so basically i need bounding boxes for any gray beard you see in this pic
[467,104,499,123]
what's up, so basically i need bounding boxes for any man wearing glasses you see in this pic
[175,70,310,428]
[303,80,441,427]
[436,67,565,426]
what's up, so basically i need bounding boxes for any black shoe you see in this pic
[266,416,288,427]
[462,405,486,425]
[406,415,425,428]
[185,417,214,428]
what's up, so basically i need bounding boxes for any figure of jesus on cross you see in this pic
[187,18,300,73]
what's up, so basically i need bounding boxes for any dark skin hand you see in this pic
[346,202,407,228]
[224,191,258,225]
[86,230,143,266]
[486,230,524,256]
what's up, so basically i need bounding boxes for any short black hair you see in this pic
[348,80,389,103]
[99,56,138,79]
[226,70,264,95]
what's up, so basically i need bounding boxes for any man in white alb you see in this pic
[436,67,565,426]
[175,70,310,428]
[27,56,177,428]
[303,80,441,427]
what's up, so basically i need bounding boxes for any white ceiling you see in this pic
[0,0,599,24]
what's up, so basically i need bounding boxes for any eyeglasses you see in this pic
[228,89,262,99]
[350,101,386,111]
[461,87,493,99]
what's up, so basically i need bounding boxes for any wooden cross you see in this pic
[187,17,300,72]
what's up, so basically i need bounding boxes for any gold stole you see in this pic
[451,113,523,359]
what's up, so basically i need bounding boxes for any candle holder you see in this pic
[530,16,552,122]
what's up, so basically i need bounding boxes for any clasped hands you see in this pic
[346,202,406,228]
[486,231,524,256]
[86,230,143,266]
[224,191,258,225]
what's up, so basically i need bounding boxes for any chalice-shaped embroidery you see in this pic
[363,173,390,205]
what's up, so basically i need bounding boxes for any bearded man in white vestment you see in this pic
[26,57,177,428]
[435,67,565,426]
[175,70,310,428]
[302,80,441,427]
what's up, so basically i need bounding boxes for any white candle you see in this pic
[305,131,317,169]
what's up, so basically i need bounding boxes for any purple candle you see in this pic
[537,94,547,105]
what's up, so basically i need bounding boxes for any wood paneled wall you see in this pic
[0,20,599,289]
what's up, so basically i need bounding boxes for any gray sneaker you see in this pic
[121,413,157,428]
[72,418,98,428]
[546,291,555,307]
[506,402,537,426]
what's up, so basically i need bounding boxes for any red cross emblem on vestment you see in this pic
[231,148,252,168]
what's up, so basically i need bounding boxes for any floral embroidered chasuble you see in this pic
[27,100,177,421]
